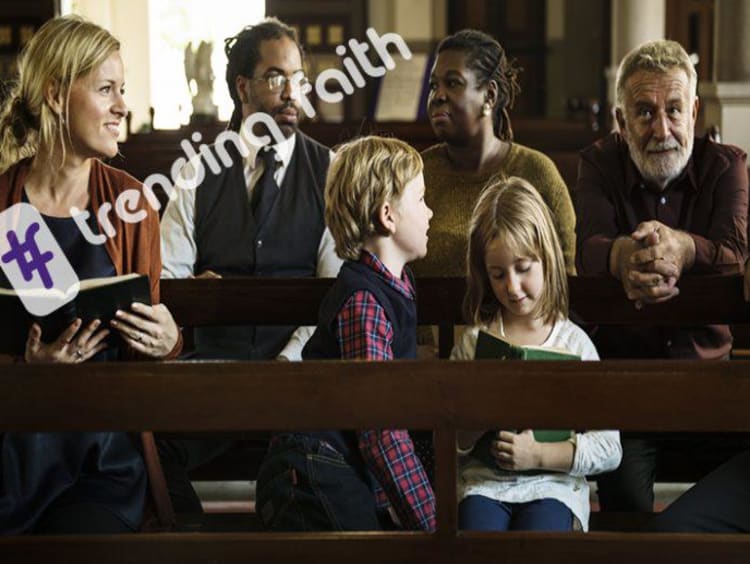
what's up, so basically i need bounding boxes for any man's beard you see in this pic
[243,106,298,142]
[629,135,693,188]
[270,103,299,138]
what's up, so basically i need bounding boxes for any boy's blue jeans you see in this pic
[459,495,573,531]
[256,433,385,531]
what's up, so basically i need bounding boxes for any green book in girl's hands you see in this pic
[470,430,574,470]
[530,430,574,442]
[470,330,577,468]
[475,330,580,360]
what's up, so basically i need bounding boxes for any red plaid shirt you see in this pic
[334,251,436,532]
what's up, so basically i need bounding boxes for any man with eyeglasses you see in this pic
[162,16,339,361]
[158,17,341,512]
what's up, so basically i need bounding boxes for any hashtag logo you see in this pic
[1,223,55,289]
[0,203,79,316]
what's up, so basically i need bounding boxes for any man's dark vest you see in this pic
[193,131,330,359]
[301,259,417,465]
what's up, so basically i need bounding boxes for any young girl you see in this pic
[451,177,621,532]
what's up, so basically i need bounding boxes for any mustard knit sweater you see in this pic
[413,142,576,277]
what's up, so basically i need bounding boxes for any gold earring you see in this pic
[482,102,491,117]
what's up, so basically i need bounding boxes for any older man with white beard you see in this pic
[575,39,749,513]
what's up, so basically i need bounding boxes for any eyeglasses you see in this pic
[251,72,310,92]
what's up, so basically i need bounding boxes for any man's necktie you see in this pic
[251,147,280,224]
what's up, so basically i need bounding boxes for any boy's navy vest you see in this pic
[301,259,417,464]
[303,260,417,360]
[193,132,329,359]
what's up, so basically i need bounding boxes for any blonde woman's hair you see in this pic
[0,15,120,174]
[464,176,568,326]
[325,135,423,261]
[615,39,697,110]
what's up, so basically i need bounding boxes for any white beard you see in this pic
[628,135,693,189]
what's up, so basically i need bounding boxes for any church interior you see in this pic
[1,0,750,562]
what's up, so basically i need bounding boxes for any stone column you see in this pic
[699,0,750,152]
[606,0,666,110]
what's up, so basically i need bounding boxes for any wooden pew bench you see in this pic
[113,118,600,196]
[159,274,750,528]
[161,274,750,359]
[2,359,750,563]
[1,274,749,562]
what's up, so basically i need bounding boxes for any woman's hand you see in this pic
[25,319,109,363]
[491,429,541,471]
[110,302,179,359]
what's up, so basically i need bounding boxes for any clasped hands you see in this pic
[610,220,696,308]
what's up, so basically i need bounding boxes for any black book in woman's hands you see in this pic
[0,273,151,354]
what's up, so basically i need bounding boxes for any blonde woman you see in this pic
[0,16,181,533]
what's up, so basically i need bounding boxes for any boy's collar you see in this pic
[359,250,414,298]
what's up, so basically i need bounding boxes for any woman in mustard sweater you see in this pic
[416,29,575,277]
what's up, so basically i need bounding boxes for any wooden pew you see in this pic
[112,118,600,194]
[1,275,749,563]
[1,359,750,562]
[160,274,750,488]
[161,274,750,358]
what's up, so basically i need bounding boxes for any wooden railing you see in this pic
[112,118,601,192]
[161,274,749,325]
[161,274,750,358]
[1,274,750,563]
[1,360,750,562]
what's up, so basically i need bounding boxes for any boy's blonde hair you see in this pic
[325,136,423,261]
[0,15,120,174]
[464,176,568,326]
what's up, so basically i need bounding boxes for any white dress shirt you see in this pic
[160,128,342,361]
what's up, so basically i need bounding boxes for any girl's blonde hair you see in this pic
[464,176,568,326]
[0,15,120,174]
[325,136,423,261]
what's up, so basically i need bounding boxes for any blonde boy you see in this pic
[256,136,435,532]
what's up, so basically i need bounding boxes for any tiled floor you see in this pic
[195,480,255,513]
[193,480,695,514]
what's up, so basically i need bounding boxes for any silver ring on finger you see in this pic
[134,332,142,343]
[75,349,84,359]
